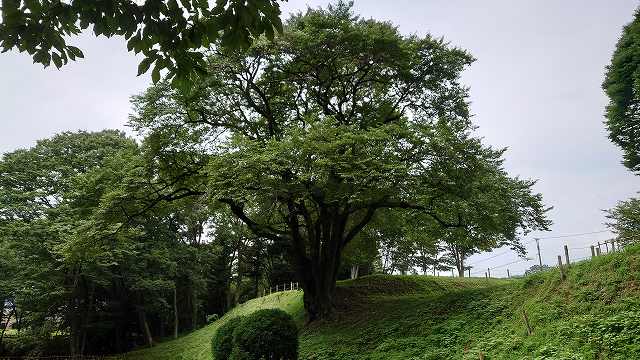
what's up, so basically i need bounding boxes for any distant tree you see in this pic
[0,0,283,86]
[606,196,640,246]
[524,264,551,276]
[418,137,551,277]
[341,231,378,279]
[0,130,138,354]
[412,240,442,276]
[603,9,640,172]
[0,130,232,355]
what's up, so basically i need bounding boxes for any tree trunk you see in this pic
[12,303,20,332]
[191,286,198,330]
[300,265,338,322]
[137,307,153,347]
[0,308,14,353]
[173,287,179,339]
[79,282,95,356]
[451,245,465,278]
[292,225,345,322]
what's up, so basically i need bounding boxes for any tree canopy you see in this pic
[0,0,283,86]
[130,3,550,321]
[0,130,273,355]
[604,9,640,172]
[0,5,553,353]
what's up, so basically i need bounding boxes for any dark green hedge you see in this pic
[211,316,244,360]
[211,309,298,360]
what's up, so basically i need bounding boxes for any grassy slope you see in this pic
[127,245,640,360]
[125,291,304,360]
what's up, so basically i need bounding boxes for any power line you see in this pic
[569,245,593,250]
[490,258,531,270]
[532,230,610,241]
[468,248,514,266]
[470,230,611,265]
[466,237,620,278]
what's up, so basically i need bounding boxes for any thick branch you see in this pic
[219,198,289,243]
[343,206,377,247]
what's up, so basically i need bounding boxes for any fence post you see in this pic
[596,247,601,256]
[485,272,488,279]
[468,268,471,278]
[522,309,533,335]
[564,245,570,267]
[590,245,596,258]
[605,241,609,253]
[611,240,616,252]
[507,269,510,278]
[557,255,566,281]
[597,242,602,254]
[487,268,491,278]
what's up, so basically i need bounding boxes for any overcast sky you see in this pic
[1,0,638,276]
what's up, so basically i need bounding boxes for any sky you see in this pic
[0,0,638,276]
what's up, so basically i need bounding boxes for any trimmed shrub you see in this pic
[211,316,244,360]
[231,309,298,360]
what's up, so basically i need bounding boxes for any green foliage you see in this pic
[523,264,552,276]
[211,317,244,360]
[231,309,298,360]
[603,9,640,171]
[606,196,640,245]
[130,1,549,320]
[129,246,640,360]
[0,0,284,86]
[0,130,237,355]
[572,311,640,357]
[126,291,303,360]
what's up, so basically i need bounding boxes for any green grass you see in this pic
[126,245,640,360]
[124,291,303,360]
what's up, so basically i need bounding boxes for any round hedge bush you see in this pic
[231,309,298,360]
[212,316,245,360]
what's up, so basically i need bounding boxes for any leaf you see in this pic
[137,57,154,76]
[151,64,161,83]
[127,36,136,52]
[67,46,84,59]
[264,23,274,41]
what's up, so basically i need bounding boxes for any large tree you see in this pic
[0,0,283,86]
[604,9,640,172]
[131,3,549,321]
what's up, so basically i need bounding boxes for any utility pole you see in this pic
[535,238,542,267]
